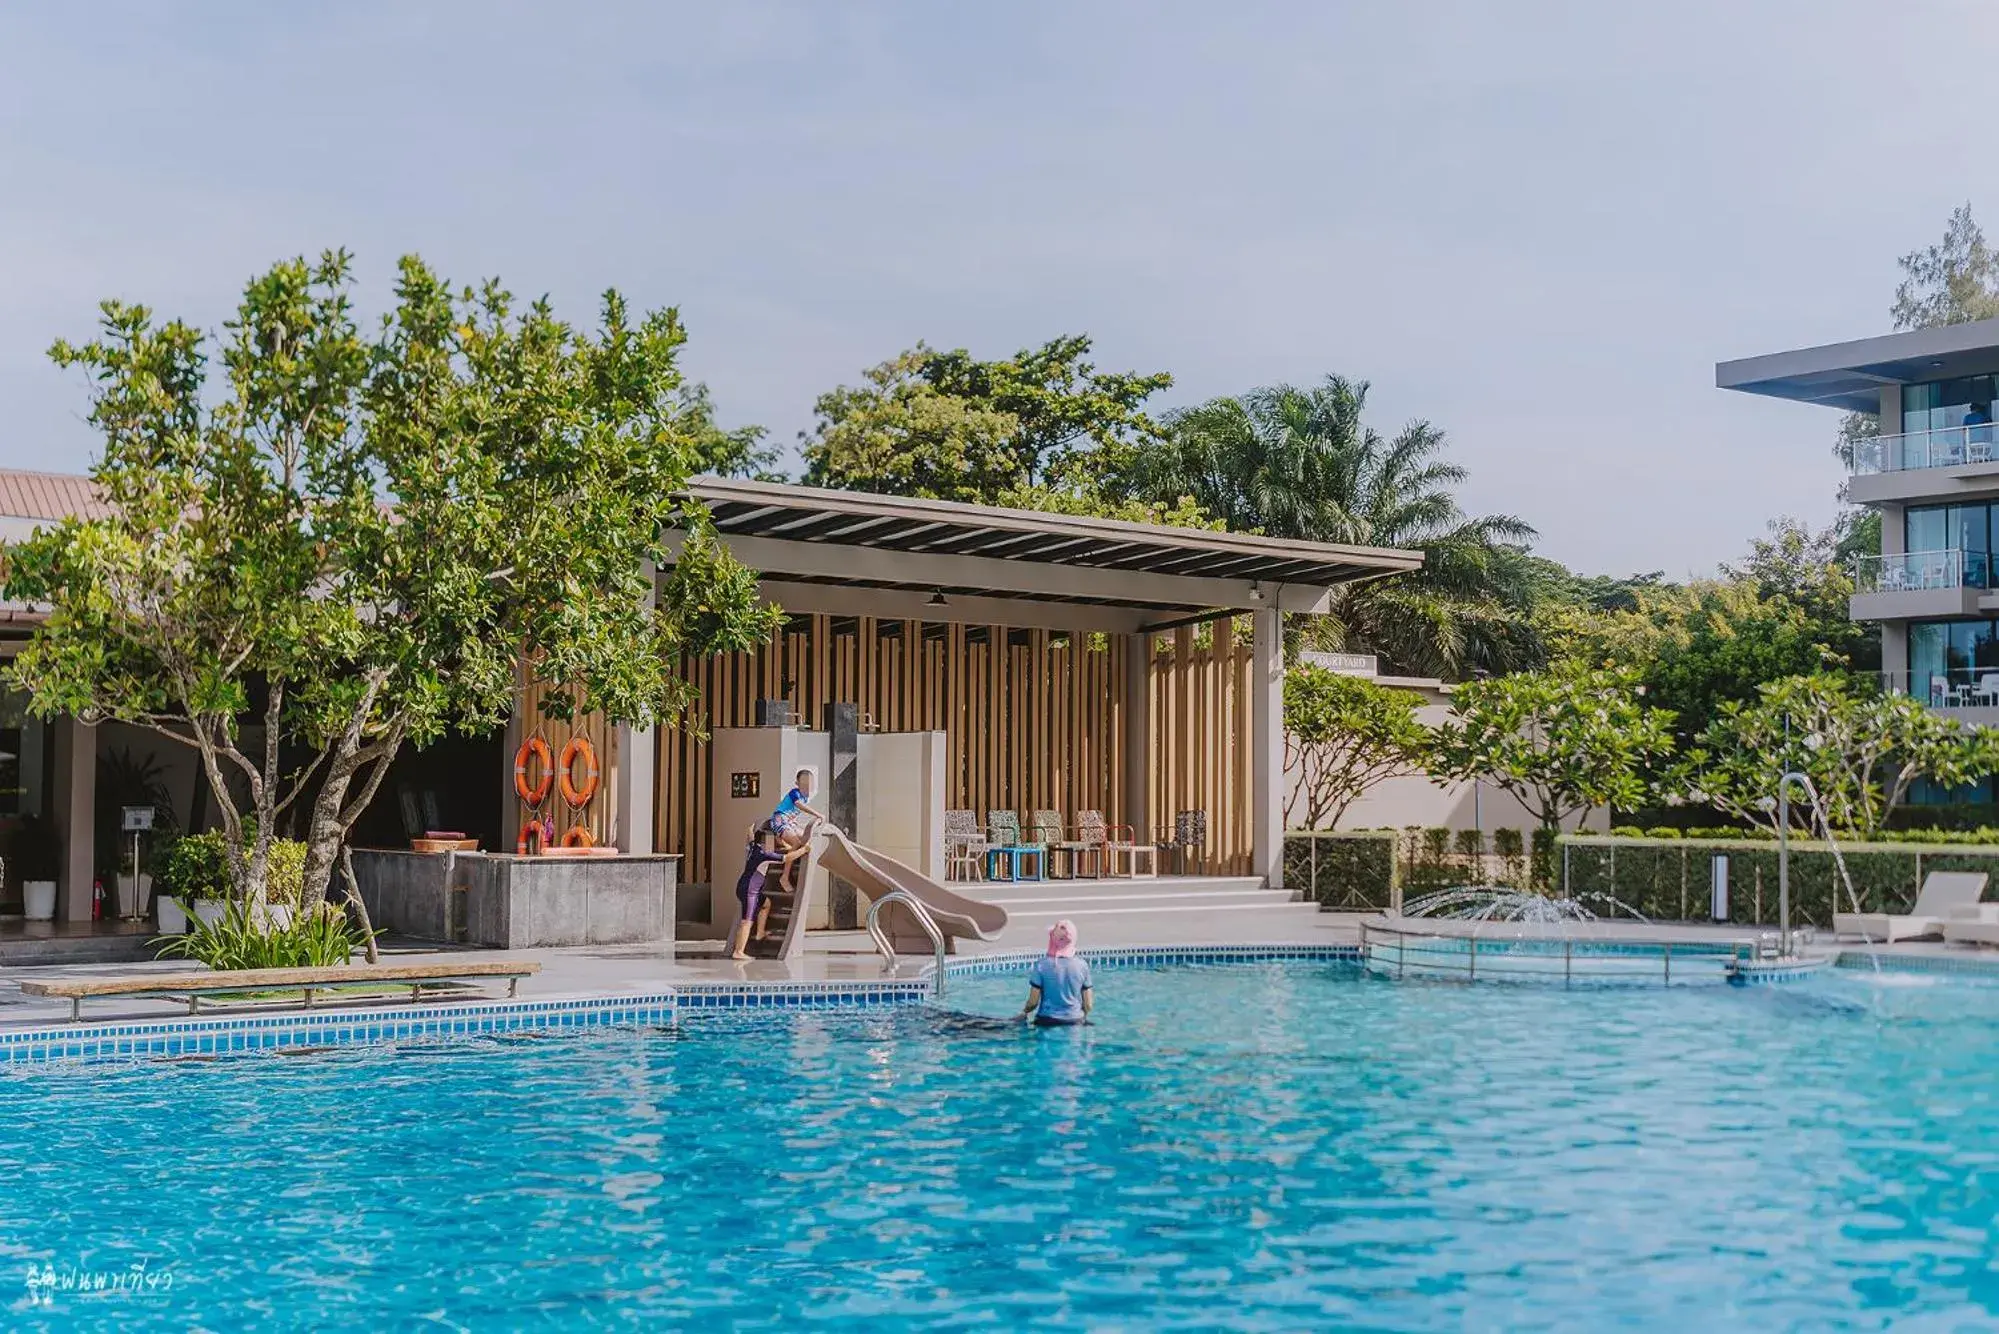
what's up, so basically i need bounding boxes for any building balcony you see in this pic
[1848,427,1999,504]
[1883,669,1999,724]
[1850,549,1991,620]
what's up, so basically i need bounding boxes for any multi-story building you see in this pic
[1720,318,1999,737]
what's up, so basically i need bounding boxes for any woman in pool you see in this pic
[1021,919,1092,1027]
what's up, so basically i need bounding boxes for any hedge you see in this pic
[1285,831,1397,913]
[1559,834,1999,928]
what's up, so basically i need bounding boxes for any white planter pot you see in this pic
[116,872,153,921]
[190,898,227,927]
[156,896,189,934]
[22,880,55,922]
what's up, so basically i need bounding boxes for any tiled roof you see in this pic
[0,470,105,521]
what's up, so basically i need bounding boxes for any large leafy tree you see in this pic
[1428,664,1676,832]
[800,335,1175,515]
[4,251,780,909]
[1283,665,1429,829]
[1129,376,1541,678]
[1548,518,1876,746]
[1671,674,1999,839]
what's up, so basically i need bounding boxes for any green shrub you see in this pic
[156,899,368,969]
[1529,828,1558,888]
[1643,827,1683,839]
[1611,825,1645,838]
[150,830,308,907]
[1285,831,1397,912]
[1453,829,1485,859]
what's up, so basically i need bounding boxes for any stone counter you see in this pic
[349,850,677,949]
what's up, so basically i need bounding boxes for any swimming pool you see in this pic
[5,959,1998,1330]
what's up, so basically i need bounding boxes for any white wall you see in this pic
[705,726,830,937]
[855,731,945,879]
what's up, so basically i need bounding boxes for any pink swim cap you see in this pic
[1046,919,1077,958]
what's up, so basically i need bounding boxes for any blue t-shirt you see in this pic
[774,787,807,820]
[1028,956,1092,1022]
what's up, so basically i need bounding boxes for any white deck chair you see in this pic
[1835,871,1989,943]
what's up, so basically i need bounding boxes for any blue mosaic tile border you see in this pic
[1833,949,1999,977]
[1724,958,1832,986]
[940,942,1362,978]
[0,992,679,1068]
[0,979,934,1069]
[671,981,931,1010]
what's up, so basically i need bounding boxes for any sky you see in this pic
[2,1,1994,577]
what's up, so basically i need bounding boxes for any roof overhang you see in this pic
[674,478,1423,630]
[1716,317,1999,412]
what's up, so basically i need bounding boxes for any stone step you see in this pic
[987,889,1300,913]
[964,876,1266,902]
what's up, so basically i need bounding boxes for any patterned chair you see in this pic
[944,810,989,882]
[1097,810,1156,879]
[985,810,1046,882]
[1158,809,1208,876]
[1031,810,1090,880]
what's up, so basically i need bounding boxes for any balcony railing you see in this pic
[1884,668,1999,710]
[1852,548,1989,593]
[1850,424,1999,474]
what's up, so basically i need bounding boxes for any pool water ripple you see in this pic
[4,962,1999,1329]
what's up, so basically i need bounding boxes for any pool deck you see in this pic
[2,912,1997,1032]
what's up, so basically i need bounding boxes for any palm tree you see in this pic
[1128,376,1541,679]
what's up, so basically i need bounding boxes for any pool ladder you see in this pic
[864,890,947,996]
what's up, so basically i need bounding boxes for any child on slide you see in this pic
[770,768,830,892]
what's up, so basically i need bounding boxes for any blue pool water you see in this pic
[5,961,1999,1330]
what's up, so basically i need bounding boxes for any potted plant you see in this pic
[16,814,60,921]
[150,831,228,931]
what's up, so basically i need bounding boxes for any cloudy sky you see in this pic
[2,2,1991,575]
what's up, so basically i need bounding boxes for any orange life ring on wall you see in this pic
[561,825,596,848]
[558,736,600,808]
[517,819,551,856]
[514,736,554,807]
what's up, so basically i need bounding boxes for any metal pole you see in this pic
[1777,771,1798,958]
[1467,934,1477,983]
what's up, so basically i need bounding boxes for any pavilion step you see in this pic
[983,889,1300,912]
[964,876,1265,902]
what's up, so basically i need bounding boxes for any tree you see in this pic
[4,251,781,909]
[1547,517,1876,745]
[1836,204,1999,465]
[1282,665,1428,829]
[1130,376,1542,679]
[1670,674,1999,839]
[1428,664,1676,832]
[800,336,1173,510]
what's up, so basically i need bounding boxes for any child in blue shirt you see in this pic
[770,768,828,892]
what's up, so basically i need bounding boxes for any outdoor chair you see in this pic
[1977,674,1999,708]
[944,809,989,882]
[1031,810,1088,880]
[985,810,1046,882]
[1835,870,1989,943]
[1099,811,1156,879]
[1158,809,1208,876]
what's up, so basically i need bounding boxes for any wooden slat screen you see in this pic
[657,616,1130,885]
[654,615,1258,885]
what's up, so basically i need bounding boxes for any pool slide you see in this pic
[766,827,1008,961]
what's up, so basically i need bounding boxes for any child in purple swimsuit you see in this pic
[728,822,787,961]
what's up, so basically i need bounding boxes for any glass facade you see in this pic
[1906,502,1997,586]
[1904,376,1999,433]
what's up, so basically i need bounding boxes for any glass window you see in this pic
[0,692,43,818]
[1907,505,1949,553]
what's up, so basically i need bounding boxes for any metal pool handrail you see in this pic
[865,889,947,996]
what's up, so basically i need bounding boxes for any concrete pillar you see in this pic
[1122,633,1151,840]
[610,561,660,857]
[612,721,654,856]
[51,716,95,922]
[1251,609,1284,890]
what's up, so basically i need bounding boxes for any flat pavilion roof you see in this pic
[678,478,1422,627]
[1716,317,1999,413]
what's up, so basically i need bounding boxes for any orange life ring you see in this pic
[561,825,596,848]
[514,736,553,807]
[558,736,600,808]
[517,819,550,856]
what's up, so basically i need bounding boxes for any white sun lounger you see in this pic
[1834,871,1990,943]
